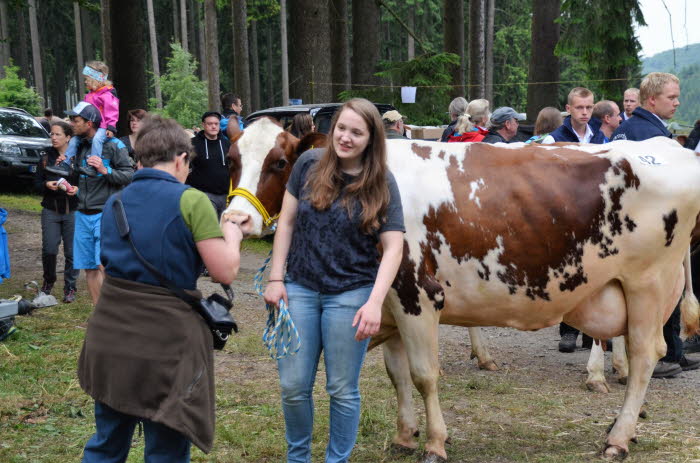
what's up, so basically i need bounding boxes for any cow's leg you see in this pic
[383,333,419,452]
[394,311,447,462]
[612,336,629,385]
[605,274,682,459]
[467,327,498,371]
[586,340,610,393]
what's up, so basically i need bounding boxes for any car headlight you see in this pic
[0,141,22,157]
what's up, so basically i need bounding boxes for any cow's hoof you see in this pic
[421,451,448,463]
[639,409,647,419]
[388,443,416,456]
[602,444,628,461]
[478,360,499,371]
[617,376,628,385]
[586,380,610,393]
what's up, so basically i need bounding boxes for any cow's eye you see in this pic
[276,159,287,169]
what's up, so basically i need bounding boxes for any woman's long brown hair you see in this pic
[305,98,389,234]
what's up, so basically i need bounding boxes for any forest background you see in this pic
[0,0,698,130]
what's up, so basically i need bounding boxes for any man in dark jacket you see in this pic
[482,107,524,144]
[545,87,604,144]
[188,111,231,217]
[612,72,679,142]
[612,72,700,378]
[63,102,134,305]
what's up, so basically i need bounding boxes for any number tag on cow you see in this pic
[638,155,664,166]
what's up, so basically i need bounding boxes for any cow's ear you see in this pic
[297,133,328,156]
[226,117,241,141]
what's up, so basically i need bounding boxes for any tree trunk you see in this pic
[526,0,560,121]
[204,0,220,111]
[249,20,260,112]
[172,0,180,43]
[74,2,85,96]
[27,0,44,105]
[484,0,495,103]
[443,0,465,98]
[180,0,188,52]
[280,0,289,105]
[188,0,196,59]
[407,6,415,60]
[329,0,350,98]
[52,51,67,114]
[146,0,162,109]
[352,0,381,88]
[81,6,95,62]
[110,0,147,134]
[197,1,206,79]
[232,0,251,114]
[289,0,331,103]
[100,0,112,68]
[267,21,274,106]
[468,0,485,100]
[0,0,10,78]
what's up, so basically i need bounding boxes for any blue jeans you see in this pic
[278,280,373,463]
[82,401,191,463]
[64,128,107,163]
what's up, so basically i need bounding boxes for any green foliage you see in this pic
[492,0,531,110]
[674,64,700,125]
[339,53,460,126]
[150,43,208,129]
[558,1,645,102]
[0,65,42,116]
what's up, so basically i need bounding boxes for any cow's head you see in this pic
[222,117,327,236]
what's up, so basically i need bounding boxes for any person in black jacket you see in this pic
[482,107,524,144]
[34,120,80,303]
[187,111,232,218]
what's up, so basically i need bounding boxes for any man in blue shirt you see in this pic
[591,100,622,143]
[543,87,604,144]
[612,72,700,378]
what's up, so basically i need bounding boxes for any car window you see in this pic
[0,112,47,138]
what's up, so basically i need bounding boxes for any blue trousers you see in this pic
[277,280,373,463]
[82,401,191,463]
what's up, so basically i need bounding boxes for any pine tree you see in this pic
[0,64,42,115]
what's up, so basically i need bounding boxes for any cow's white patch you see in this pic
[223,118,284,234]
[469,178,485,208]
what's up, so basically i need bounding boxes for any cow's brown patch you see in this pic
[394,241,422,315]
[402,144,642,308]
[411,143,432,160]
[663,209,678,247]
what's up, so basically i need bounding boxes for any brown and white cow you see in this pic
[224,117,700,461]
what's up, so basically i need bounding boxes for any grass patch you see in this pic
[241,237,272,255]
[0,193,42,213]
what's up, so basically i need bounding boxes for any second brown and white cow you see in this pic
[224,117,700,461]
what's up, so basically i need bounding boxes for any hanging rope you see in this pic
[254,251,301,360]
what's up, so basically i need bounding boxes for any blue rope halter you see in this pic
[254,251,301,359]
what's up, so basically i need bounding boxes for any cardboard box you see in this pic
[407,125,446,141]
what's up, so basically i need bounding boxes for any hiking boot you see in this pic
[683,334,700,354]
[679,354,700,371]
[40,281,54,295]
[558,332,577,353]
[44,164,72,177]
[63,289,76,303]
[76,165,98,177]
[652,361,682,378]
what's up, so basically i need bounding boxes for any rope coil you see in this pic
[254,252,301,359]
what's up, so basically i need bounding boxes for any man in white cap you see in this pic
[382,110,408,139]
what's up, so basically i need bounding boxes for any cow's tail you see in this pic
[680,246,700,337]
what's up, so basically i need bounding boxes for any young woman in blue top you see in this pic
[264,98,405,463]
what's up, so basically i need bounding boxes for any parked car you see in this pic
[245,102,397,134]
[0,107,50,182]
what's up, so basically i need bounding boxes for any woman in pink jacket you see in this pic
[60,60,119,176]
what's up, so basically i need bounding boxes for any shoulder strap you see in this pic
[111,193,232,305]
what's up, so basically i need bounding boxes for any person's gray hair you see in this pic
[466,99,490,126]
[448,97,468,119]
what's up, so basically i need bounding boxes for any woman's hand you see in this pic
[352,299,382,341]
[55,154,66,165]
[45,181,58,191]
[264,281,287,307]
